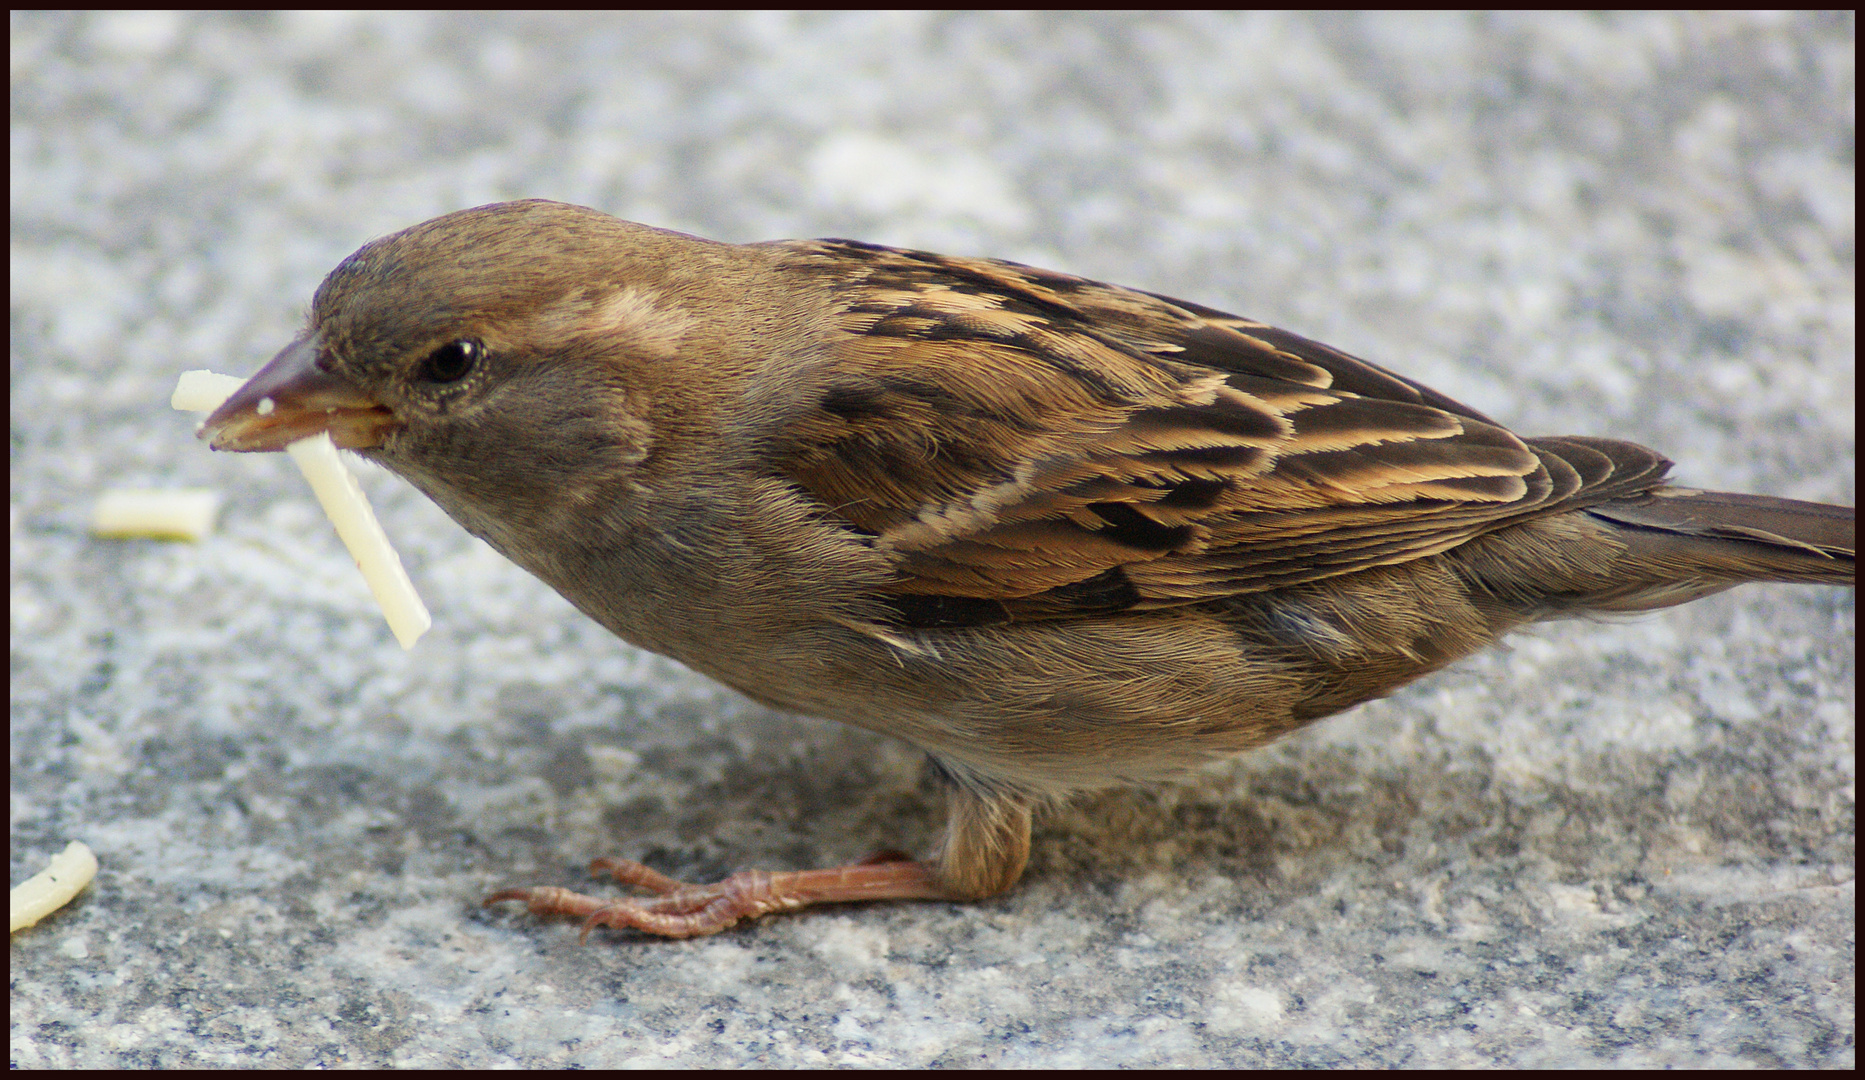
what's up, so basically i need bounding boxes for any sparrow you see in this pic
[202,199,1855,939]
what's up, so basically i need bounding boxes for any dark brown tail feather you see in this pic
[1582,488,1855,611]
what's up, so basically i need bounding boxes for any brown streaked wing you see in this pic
[770,242,1668,624]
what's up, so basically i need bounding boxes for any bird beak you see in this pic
[200,334,394,452]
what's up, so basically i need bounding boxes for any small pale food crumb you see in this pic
[10,841,99,932]
[92,488,222,540]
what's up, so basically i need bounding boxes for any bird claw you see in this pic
[484,854,947,940]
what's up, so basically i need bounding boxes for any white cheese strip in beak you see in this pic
[173,369,431,649]
[171,369,249,412]
[10,841,98,932]
[284,432,431,649]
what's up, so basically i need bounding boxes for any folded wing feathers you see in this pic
[778,242,1666,617]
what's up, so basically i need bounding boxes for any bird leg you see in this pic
[484,784,1032,939]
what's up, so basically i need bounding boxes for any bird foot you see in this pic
[484,850,945,939]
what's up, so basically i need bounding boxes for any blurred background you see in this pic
[10,11,1853,1067]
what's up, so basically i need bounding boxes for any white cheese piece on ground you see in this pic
[172,370,430,649]
[92,488,223,540]
[10,841,98,932]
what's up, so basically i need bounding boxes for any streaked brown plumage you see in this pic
[202,199,1854,938]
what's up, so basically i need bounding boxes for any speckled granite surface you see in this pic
[11,11,1853,1068]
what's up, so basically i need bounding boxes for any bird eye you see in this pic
[420,339,482,384]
